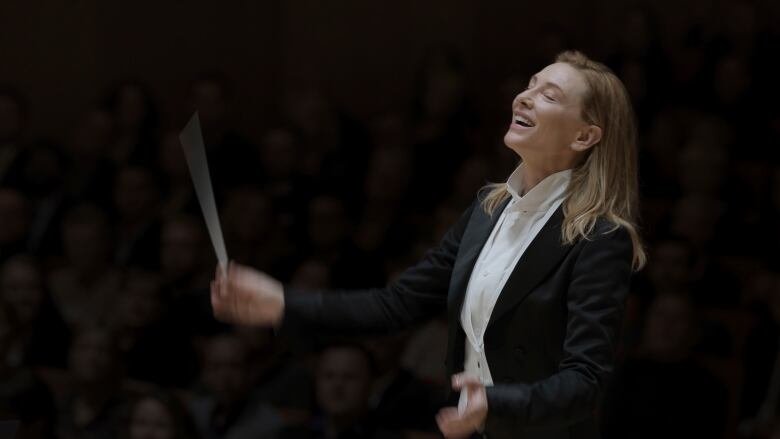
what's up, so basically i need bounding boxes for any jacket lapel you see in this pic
[487,205,573,327]
[447,197,510,319]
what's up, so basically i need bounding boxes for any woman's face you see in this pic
[504,62,593,165]
[129,397,175,439]
[0,259,44,326]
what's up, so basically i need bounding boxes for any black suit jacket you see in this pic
[282,195,633,439]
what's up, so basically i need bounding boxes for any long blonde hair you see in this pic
[481,50,646,270]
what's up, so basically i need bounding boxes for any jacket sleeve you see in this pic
[484,223,633,429]
[278,199,477,337]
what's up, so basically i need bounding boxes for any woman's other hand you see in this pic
[210,261,285,326]
[436,373,489,438]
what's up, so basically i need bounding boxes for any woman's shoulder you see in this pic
[584,217,632,244]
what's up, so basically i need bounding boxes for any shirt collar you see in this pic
[506,164,572,213]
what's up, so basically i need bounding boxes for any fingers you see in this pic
[436,407,471,439]
[451,373,482,390]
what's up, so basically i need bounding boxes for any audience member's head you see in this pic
[641,293,698,361]
[102,80,159,136]
[0,187,30,248]
[670,195,724,249]
[289,259,331,290]
[160,215,206,282]
[0,255,46,329]
[315,344,376,423]
[16,139,67,196]
[125,392,199,439]
[647,238,693,295]
[677,137,728,197]
[114,165,161,222]
[257,128,299,180]
[306,195,349,252]
[67,325,122,388]
[191,73,230,130]
[114,269,166,332]
[0,301,15,363]
[363,146,412,204]
[61,203,113,272]
[200,333,251,408]
[70,108,114,159]
[222,186,273,245]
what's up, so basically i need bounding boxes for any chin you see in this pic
[504,131,529,156]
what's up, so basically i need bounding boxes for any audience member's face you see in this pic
[504,62,591,164]
[201,336,248,406]
[21,145,64,192]
[422,66,464,120]
[364,148,411,202]
[158,131,188,179]
[160,220,203,279]
[307,197,347,250]
[224,190,272,242]
[62,219,111,270]
[0,189,29,245]
[68,329,117,384]
[0,258,44,327]
[713,56,750,105]
[114,167,158,220]
[289,260,331,290]
[678,140,727,196]
[648,241,691,291]
[115,273,164,330]
[259,129,297,178]
[670,195,723,246]
[642,294,694,358]
[315,347,373,419]
[0,306,13,359]
[0,95,22,143]
[129,397,175,439]
[72,109,113,157]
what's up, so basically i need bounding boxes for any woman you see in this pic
[123,392,201,439]
[211,50,646,439]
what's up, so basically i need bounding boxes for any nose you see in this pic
[514,93,533,110]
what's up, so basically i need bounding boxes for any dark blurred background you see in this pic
[1,0,779,438]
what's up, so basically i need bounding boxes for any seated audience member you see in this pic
[0,254,69,368]
[49,204,121,331]
[364,334,442,434]
[0,302,57,438]
[278,343,401,439]
[56,325,128,439]
[159,215,221,335]
[0,187,31,263]
[112,165,162,269]
[189,333,284,439]
[112,269,198,388]
[122,391,201,439]
[600,293,728,439]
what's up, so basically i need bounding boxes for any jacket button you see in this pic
[502,377,512,383]
[515,346,526,356]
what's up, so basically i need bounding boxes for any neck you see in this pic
[519,164,563,196]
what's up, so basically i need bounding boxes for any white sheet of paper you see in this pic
[179,112,228,273]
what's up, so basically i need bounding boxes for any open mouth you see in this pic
[514,113,535,128]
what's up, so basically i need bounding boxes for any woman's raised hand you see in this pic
[210,261,285,327]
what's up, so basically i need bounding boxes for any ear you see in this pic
[571,125,602,152]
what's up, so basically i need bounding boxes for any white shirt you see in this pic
[458,164,571,413]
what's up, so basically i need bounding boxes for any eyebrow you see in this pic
[529,75,567,98]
